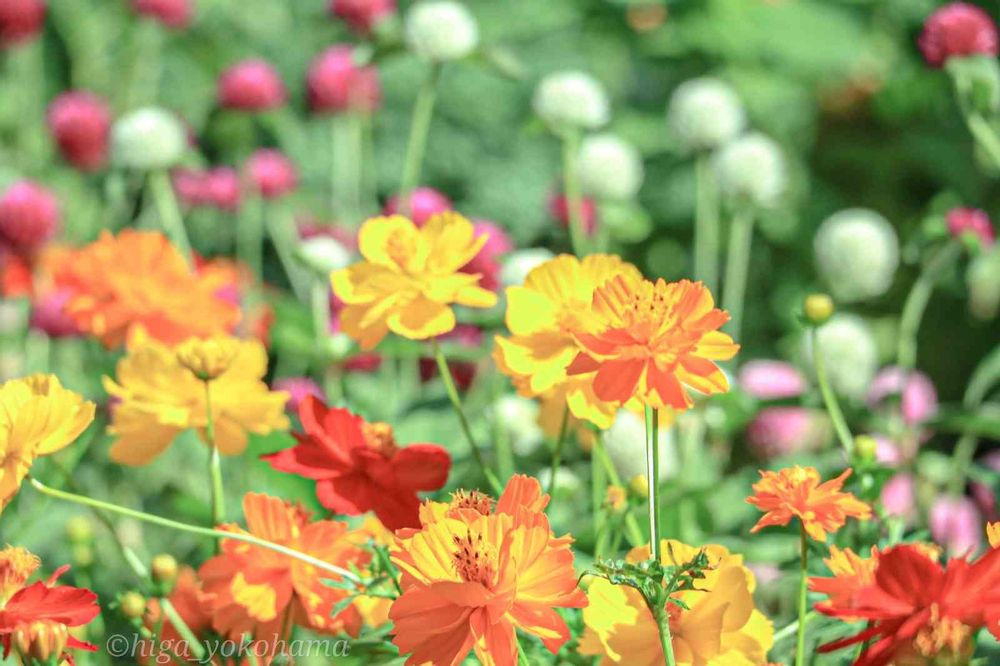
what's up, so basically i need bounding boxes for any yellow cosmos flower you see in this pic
[580,540,774,666]
[175,336,240,381]
[331,213,498,350]
[0,375,95,513]
[494,254,642,429]
[103,336,289,465]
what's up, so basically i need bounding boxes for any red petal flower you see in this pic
[0,579,100,660]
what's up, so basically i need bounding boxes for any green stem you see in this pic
[431,339,502,494]
[311,277,331,342]
[693,154,720,294]
[561,129,587,256]
[896,241,962,370]
[593,433,645,546]
[795,524,809,666]
[28,477,362,584]
[399,64,442,208]
[810,326,854,457]
[964,112,1000,171]
[267,205,310,302]
[774,611,817,644]
[653,604,677,666]
[237,194,264,284]
[721,209,754,339]
[148,170,193,264]
[204,381,225,535]
[516,637,532,666]
[645,406,661,562]
[546,405,570,496]
[160,599,205,659]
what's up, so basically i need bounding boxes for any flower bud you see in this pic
[814,208,899,303]
[111,107,187,171]
[746,407,829,460]
[150,553,178,588]
[867,366,938,427]
[803,293,834,325]
[384,186,452,226]
[0,0,45,48]
[175,336,239,381]
[576,133,644,200]
[853,434,878,464]
[494,395,543,457]
[329,0,397,35]
[967,245,1000,320]
[132,0,192,29]
[628,474,649,499]
[533,70,610,131]
[64,516,93,545]
[738,360,806,400]
[919,2,998,68]
[245,149,297,199]
[0,181,60,253]
[802,313,878,402]
[203,167,242,212]
[404,1,478,62]
[713,133,786,208]
[548,193,598,236]
[666,77,745,152]
[500,248,555,288]
[12,620,68,663]
[119,591,147,620]
[947,206,995,247]
[218,59,287,112]
[47,91,111,172]
[273,377,325,414]
[296,236,352,275]
[881,472,916,520]
[307,46,381,114]
[930,495,983,555]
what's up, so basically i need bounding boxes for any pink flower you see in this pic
[460,220,512,291]
[306,46,381,114]
[273,377,326,414]
[738,360,807,400]
[867,366,938,427]
[329,0,396,35]
[919,2,998,68]
[299,218,358,250]
[746,407,829,459]
[930,495,983,555]
[218,59,286,111]
[29,288,81,338]
[383,187,452,227]
[880,473,916,522]
[0,181,59,253]
[246,149,297,199]
[172,168,208,207]
[548,193,598,236]
[971,481,997,522]
[0,0,45,47]
[203,168,242,212]
[946,207,995,246]
[47,91,111,172]
[132,0,192,29]
[874,434,904,466]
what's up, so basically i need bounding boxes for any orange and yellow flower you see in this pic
[103,334,288,465]
[746,466,871,542]
[389,475,587,666]
[809,545,878,616]
[579,540,774,666]
[566,275,738,410]
[331,213,497,350]
[0,375,95,513]
[0,547,40,603]
[52,230,239,348]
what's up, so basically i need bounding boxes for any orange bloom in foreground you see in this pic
[389,475,587,666]
[566,275,738,410]
[746,466,871,542]
[52,230,239,347]
[809,545,879,615]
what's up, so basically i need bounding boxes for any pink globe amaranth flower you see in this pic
[47,91,111,172]
[307,46,381,114]
[0,181,60,253]
[132,0,192,28]
[930,494,983,555]
[460,220,512,291]
[873,433,905,466]
[329,0,396,35]
[881,473,916,521]
[273,377,326,414]
[245,149,297,199]
[946,207,996,246]
[419,324,481,391]
[172,168,209,208]
[548,192,598,236]
[29,288,80,338]
[746,407,829,459]
[218,59,287,112]
[299,217,358,250]
[0,0,45,48]
[919,2,999,68]
[203,168,242,212]
[984,449,1000,473]
[971,481,997,522]
[384,187,453,227]
[738,360,807,400]
[867,365,939,426]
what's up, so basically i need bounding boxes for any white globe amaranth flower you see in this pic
[576,133,644,200]
[111,107,187,171]
[296,236,353,275]
[603,409,676,482]
[500,248,555,287]
[667,77,746,152]
[802,314,878,403]
[494,395,544,457]
[713,133,787,208]
[404,1,479,62]
[533,71,610,131]
[814,208,900,303]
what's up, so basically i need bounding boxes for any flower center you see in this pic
[362,422,397,455]
[451,530,498,588]
[913,604,972,659]
[448,489,494,515]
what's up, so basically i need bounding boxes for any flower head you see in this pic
[746,466,871,541]
[0,181,60,254]
[132,0,192,28]
[103,335,288,465]
[802,313,878,402]
[263,398,450,531]
[0,375,95,513]
[175,335,240,381]
[947,206,995,246]
[47,91,112,172]
[566,275,738,411]
[814,208,899,303]
[746,407,829,460]
[930,495,983,556]
[0,0,45,48]
[331,212,498,349]
[738,360,806,400]
[809,545,879,616]
[404,0,479,62]
[329,0,396,35]
[245,149,297,199]
[0,547,40,603]
[218,59,286,111]
[307,46,381,114]
[389,475,587,665]
[384,187,453,227]
[111,107,187,171]
[919,2,998,68]
[666,77,745,152]
[713,133,786,208]
[548,193,598,236]
[533,70,610,131]
[577,133,644,200]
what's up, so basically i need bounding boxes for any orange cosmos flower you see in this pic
[809,545,879,616]
[389,475,587,666]
[746,466,871,542]
[331,212,497,350]
[52,230,239,347]
[198,493,368,640]
[566,275,738,410]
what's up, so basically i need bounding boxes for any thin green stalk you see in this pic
[267,205,310,302]
[964,112,1000,171]
[203,381,225,534]
[592,433,644,546]
[546,406,570,496]
[561,129,587,256]
[644,406,661,562]
[399,64,442,207]
[795,524,809,666]
[516,637,532,666]
[721,209,754,339]
[693,154,720,294]
[431,339,502,494]
[160,599,205,659]
[311,277,331,342]
[810,326,854,457]
[897,241,962,370]
[592,435,609,560]
[28,477,362,584]
[237,194,264,284]
[774,611,816,644]
[148,170,193,264]
[653,605,677,666]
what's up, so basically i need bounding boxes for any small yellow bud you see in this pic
[629,474,649,499]
[853,434,878,463]
[804,293,834,325]
[71,545,94,568]
[65,516,93,545]
[120,591,147,620]
[151,554,179,588]
[604,485,627,512]
[175,336,239,381]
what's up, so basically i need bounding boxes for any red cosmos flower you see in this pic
[262,397,450,530]
[919,2,999,68]
[818,544,1000,666]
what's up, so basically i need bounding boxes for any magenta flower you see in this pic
[218,59,287,111]
[29,288,81,338]
[460,220,513,291]
[867,366,938,427]
[919,2,998,68]
[47,91,112,172]
[383,187,453,227]
[273,377,326,415]
[746,407,828,459]
[132,0,192,29]
[0,0,45,48]
[246,149,298,199]
[880,473,916,522]
[329,0,396,35]
[946,207,995,246]
[738,360,807,400]
[0,181,60,253]
[548,192,598,236]
[307,46,381,114]
[930,495,983,555]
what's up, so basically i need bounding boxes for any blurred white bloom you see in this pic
[967,245,1000,320]
[603,409,676,482]
[533,71,610,131]
[500,248,555,287]
[576,133,644,200]
[404,1,479,62]
[111,107,187,171]
[802,314,878,402]
[814,209,899,303]
[537,466,584,499]
[666,77,745,152]
[713,133,786,208]
[494,395,544,457]
[296,236,352,275]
